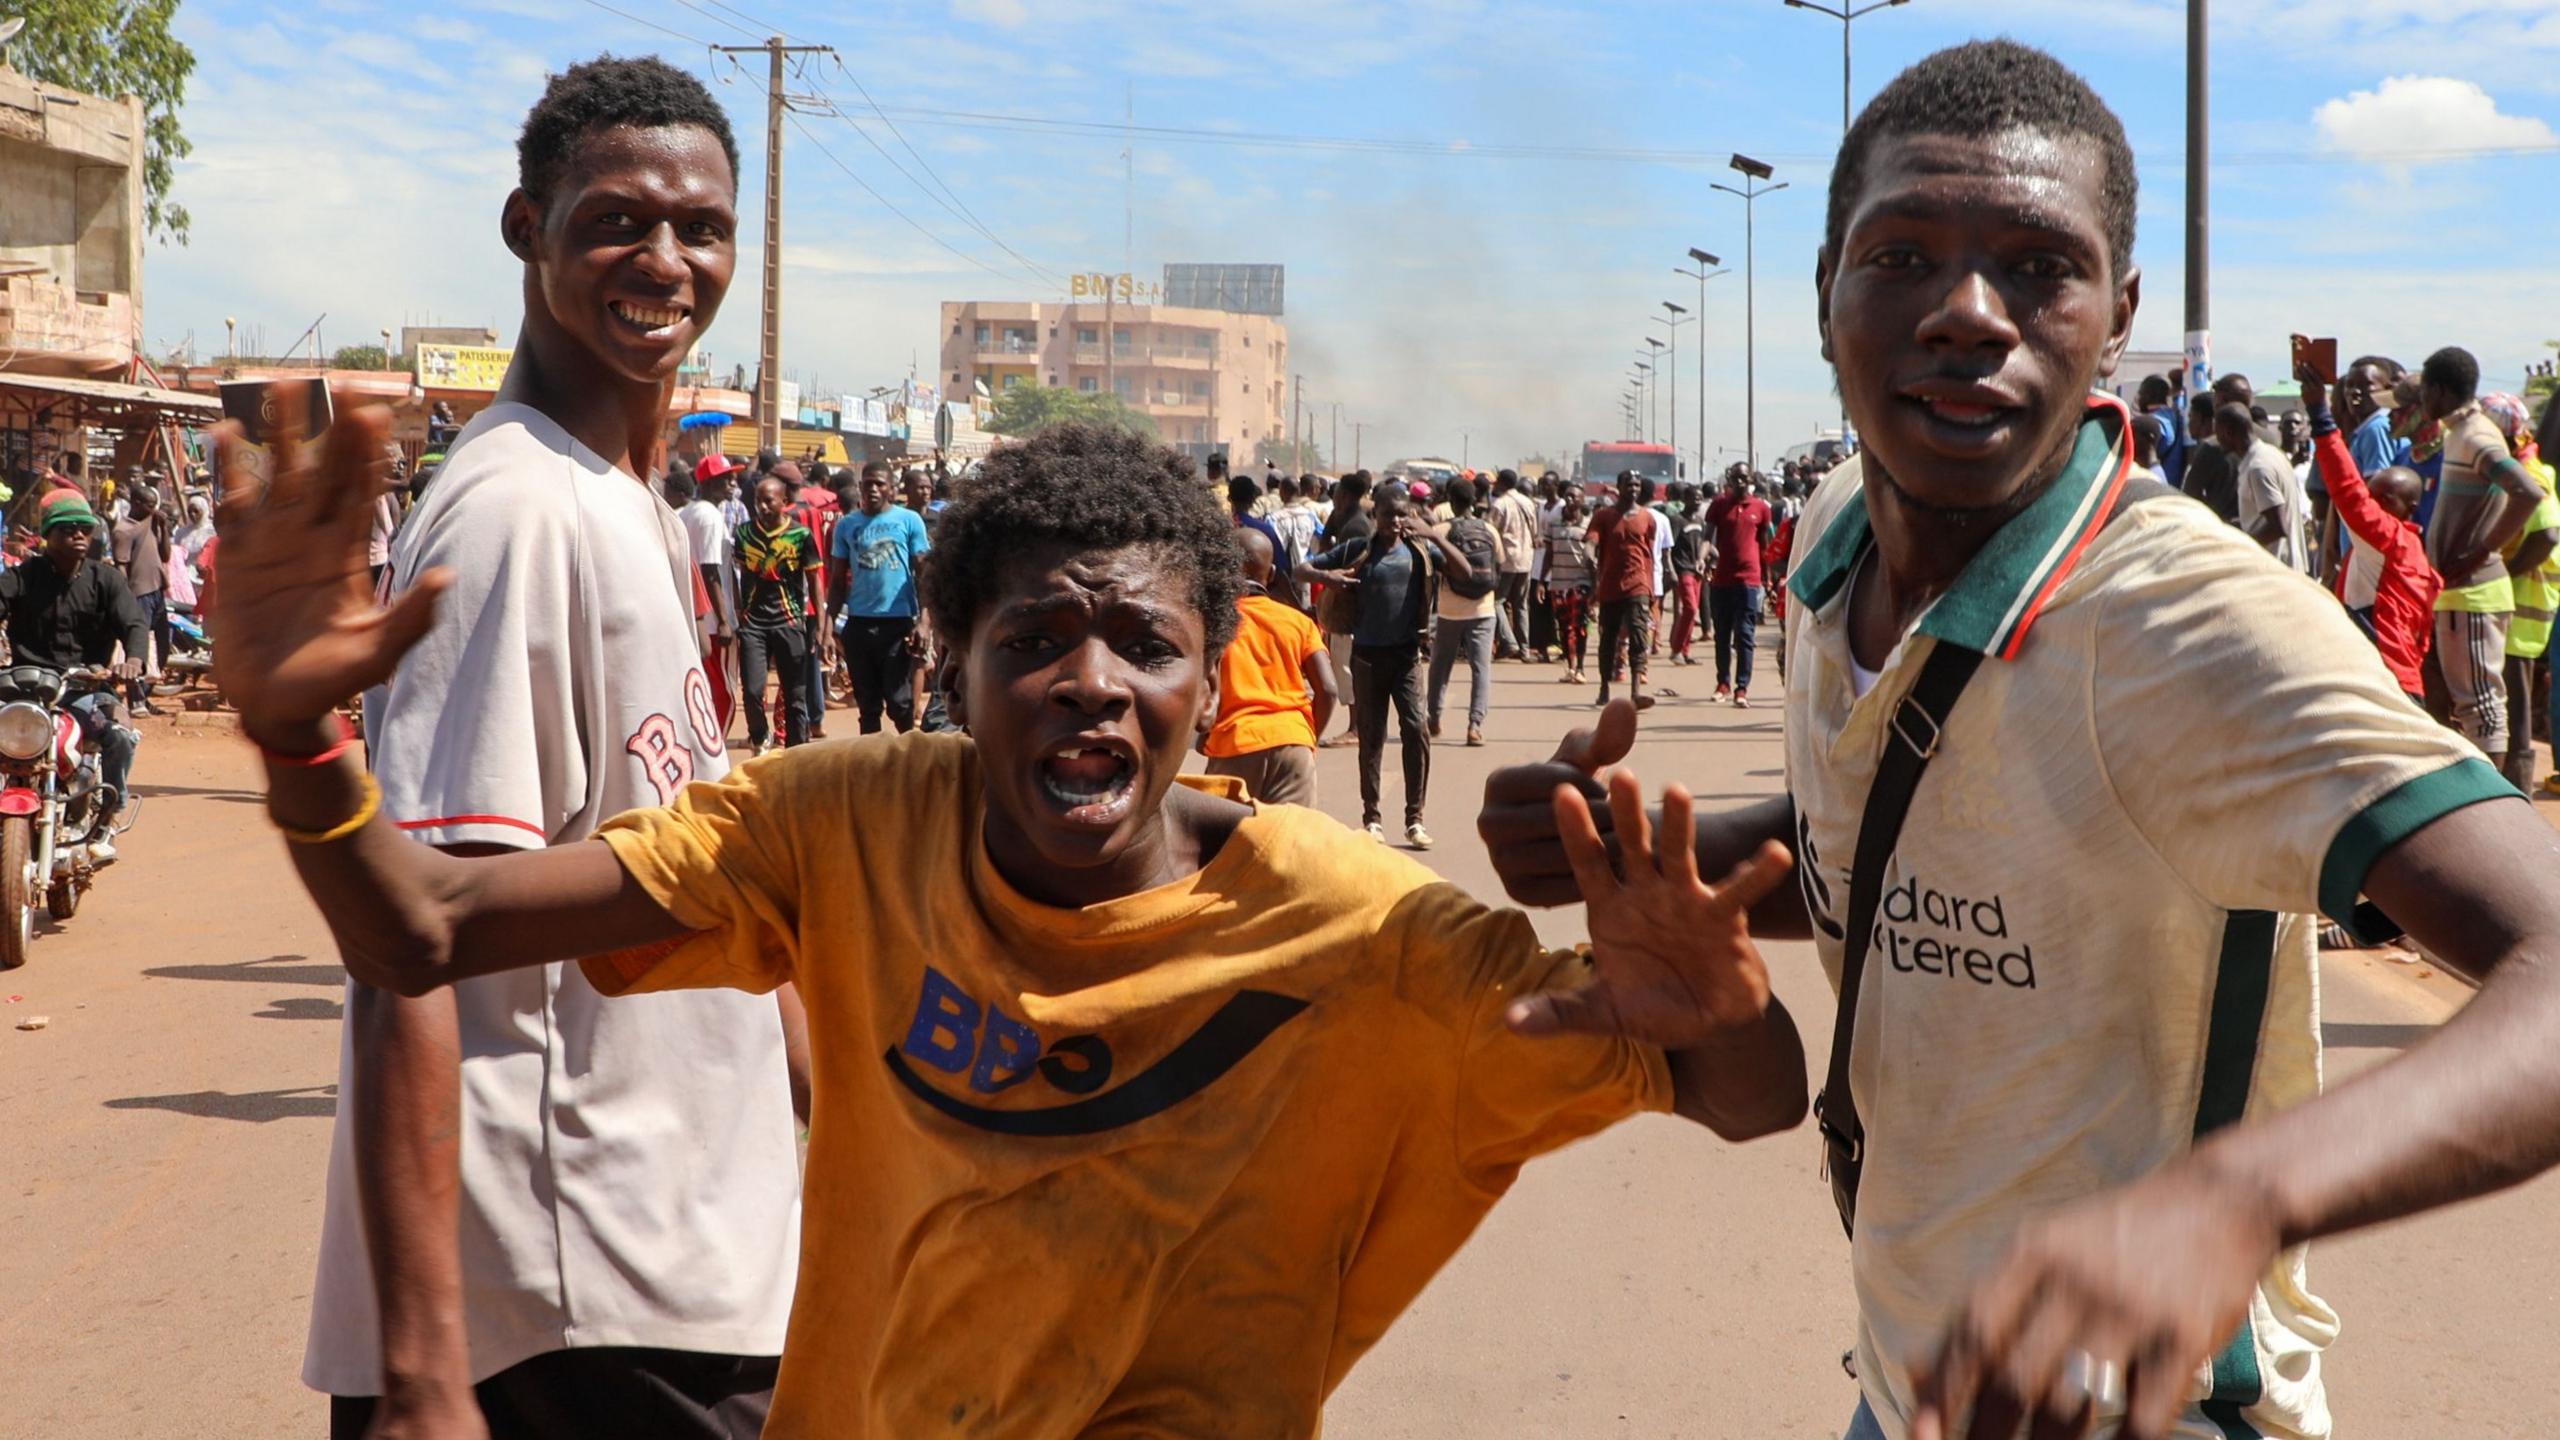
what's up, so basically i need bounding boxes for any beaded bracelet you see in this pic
[276,770,382,846]
[258,713,358,768]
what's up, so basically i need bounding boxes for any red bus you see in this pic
[1579,440,1677,500]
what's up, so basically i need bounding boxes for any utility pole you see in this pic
[1352,420,1367,471]
[2183,0,2211,398]
[1713,155,1787,472]
[1292,371,1303,470]
[717,36,835,453]
[1331,402,1339,473]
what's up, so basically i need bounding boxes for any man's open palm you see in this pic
[1506,766,1791,1050]
[210,389,450,748]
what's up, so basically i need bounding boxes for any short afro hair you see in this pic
[1828,39,2137,282]
[922,423,1246,658]
[517,55,740,205]
[2423,346,2480,403]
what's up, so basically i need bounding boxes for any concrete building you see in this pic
[0,64,145,378]
[937,297,1289,462]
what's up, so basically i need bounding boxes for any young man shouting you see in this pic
[1484,40,2560,1440]
[215,417,1800,1439]
[296,57,801,1440]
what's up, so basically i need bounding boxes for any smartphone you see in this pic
[217,377,334,489]
[2290,335,2339,388]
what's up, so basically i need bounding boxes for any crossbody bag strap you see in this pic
[1814,638,1984,1176]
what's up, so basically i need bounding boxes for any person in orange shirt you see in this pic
[1201,527,1337,806]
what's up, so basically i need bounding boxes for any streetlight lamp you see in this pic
[1675,251,1727,482]
[1783,0,1913,136]
[1711,155,1787,472]
[1631,358,1654,444]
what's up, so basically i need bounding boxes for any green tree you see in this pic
[10,0,197,243]
[983,384,1159,440]
[331,344,391,371]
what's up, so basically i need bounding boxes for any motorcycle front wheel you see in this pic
[0,816,31,969]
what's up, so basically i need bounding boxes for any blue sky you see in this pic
[149,0,2559,471]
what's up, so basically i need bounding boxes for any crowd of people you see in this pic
[2130,349,2559,803]
[136,34,2560,1440]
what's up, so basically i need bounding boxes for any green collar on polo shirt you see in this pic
[1788,393,2134,661]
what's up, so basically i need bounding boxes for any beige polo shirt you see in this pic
[1782,396,2511,1440]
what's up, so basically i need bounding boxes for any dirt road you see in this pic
[1,670,2552,1437]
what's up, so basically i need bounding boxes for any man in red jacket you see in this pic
[2299,358,2436,703]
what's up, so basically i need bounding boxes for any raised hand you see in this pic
[210,386,451,753]
[1506,765,1792,1049]
[1476,697,1638,906]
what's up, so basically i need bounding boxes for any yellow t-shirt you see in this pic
[585,731,1668,1438]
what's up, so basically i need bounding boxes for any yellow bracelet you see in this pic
[275,770,383,846]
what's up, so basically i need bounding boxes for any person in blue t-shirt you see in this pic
[828,459,933,734]
[2136,373,2187,491]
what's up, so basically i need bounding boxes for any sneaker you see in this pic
[1711,684,1731,703]
[1428,718,1443,739]
[1405,822,1434,850]
[1466,726,1484,747]
[1365,822,1387,843]
[86,837,116,868]
[1733,690,1751,709]
[2541,773,2560,798]
[1634,693,1657,712]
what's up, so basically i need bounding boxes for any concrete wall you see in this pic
[0,68,144,376]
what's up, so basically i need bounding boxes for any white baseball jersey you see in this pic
[304,401,801,1394]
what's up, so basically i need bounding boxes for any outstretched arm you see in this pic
[214,395,686,997]
[1909,796,2560,1440]
[1507,765,1807,1142]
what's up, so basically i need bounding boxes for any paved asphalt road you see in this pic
[1,660,2552,1437]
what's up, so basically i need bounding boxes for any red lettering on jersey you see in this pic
[626,713,693,804]
[683,667,725,757]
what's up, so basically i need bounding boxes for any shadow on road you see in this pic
[145,954,343,988]
[253,995,344,1022]
[103,1083,336,1122]
[128,783,265,804]
[2322,1020,2439,1051]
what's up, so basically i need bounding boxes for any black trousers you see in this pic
[1596,595,1651,688]
[1352,642,1429,828]
[843,616,918,734]
[737,623,810,747]
[330,1346,778,1440]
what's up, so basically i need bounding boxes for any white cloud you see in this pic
[2314,75,2557,169]
[953,0,1029,27]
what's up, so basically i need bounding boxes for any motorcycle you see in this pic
[0,665,134,968]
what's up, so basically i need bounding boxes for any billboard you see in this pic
[1163,263,1284,316]
[415,342,512,392]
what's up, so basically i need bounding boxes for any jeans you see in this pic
[1845,1398,1885,1440]
[1494,571,1532,657]
[1427,615,1494,731]
[1596,595,1651,688]
[1709,583,1763,692]
[803,625,828,732]
[136,588,168,678]
[736,624,809,748]
[841,616,917,734]
[2503,652,2538,788]
[1352,643,1428,827]
[68,691,135,802]
[331,1345,776,1440]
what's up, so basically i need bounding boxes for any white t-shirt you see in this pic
[2236,439,2312,574]
[304,403,801,1395]
[1783,408,2505,1440]
[679,496,735,632]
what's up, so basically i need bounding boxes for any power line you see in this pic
[571,0,712,47]
[785,112,1034,284]
[798,79,1065,288]
[666,0,763,41]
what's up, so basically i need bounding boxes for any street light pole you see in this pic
[1655,305,1694,478]
[1677,252,1726,480]
[1712,155,1787,472]
[1784,1,1909,442]
[1643,338,1668,448]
